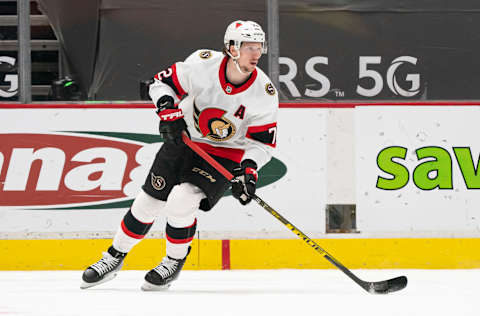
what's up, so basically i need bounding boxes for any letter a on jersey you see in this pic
[234,105,246,120]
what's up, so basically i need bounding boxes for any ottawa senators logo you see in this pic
[151,172,166,190]
[265,82,276,95]
[199,50,212,59]
[193,102,236,142]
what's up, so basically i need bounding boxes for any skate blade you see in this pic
[80,272,117,289]
[141,281,171,291]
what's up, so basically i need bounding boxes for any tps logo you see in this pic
[158,108,184,121]
[0,56,18,98]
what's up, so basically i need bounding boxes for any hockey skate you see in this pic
[141,248,190,291]
[80,246,126,289]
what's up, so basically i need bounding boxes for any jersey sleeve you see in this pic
[242,97,279,170]
[149,49,221,107]
[149,62,191,106]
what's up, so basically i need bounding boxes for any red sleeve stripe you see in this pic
[246,122,277,148]
[246,122,277,134]
[171,63,187,98]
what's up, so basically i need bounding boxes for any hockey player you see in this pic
[80,20,278,291]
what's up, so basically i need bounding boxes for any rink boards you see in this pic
[1,102,479,269]
[1,237,479,270]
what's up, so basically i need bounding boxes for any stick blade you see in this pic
[366,276,408,294]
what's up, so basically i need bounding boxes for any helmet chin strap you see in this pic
[226,49,252,75]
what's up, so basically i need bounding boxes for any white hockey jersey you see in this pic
[149,49,279,169]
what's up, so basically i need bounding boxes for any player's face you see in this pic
[238,42,263,73]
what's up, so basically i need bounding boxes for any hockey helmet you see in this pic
[224,20,267,54]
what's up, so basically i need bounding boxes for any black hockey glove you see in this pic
[231,159,258,205]
[156,95,188,145]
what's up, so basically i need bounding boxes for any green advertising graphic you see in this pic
[376,146,480,190]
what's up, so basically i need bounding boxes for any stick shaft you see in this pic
[183,133,334,254]
[183,133,335,259]
[182,133,234,181]
[251,194,364,284]
[181,132,383,291]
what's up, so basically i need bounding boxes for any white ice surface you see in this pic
[0,269,477,316]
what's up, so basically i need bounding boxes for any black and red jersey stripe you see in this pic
[246,122,277,147]
[154,63,187,99]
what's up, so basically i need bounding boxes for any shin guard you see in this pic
[113,209,153,253]
[166,219,197,259]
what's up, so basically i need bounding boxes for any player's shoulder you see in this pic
[254,67,279,103]
[184,49,223,65]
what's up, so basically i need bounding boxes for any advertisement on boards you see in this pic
[0,107,327,237]
[356,106,480,234]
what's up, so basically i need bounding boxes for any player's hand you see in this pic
[231,159,258,205]
[159,118,188,145]
[156,95,188,145]
[155,95,175,112]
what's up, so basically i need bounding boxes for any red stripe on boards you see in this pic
[2,101,480,109]
[222,239,231,270]
[0,103,153,109]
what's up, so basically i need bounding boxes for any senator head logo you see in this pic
[193,102,236,142]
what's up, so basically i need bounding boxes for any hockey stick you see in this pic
[182,132,407,294]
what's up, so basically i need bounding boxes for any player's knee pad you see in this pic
[130,189,166,223]
[164,183,205,226]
